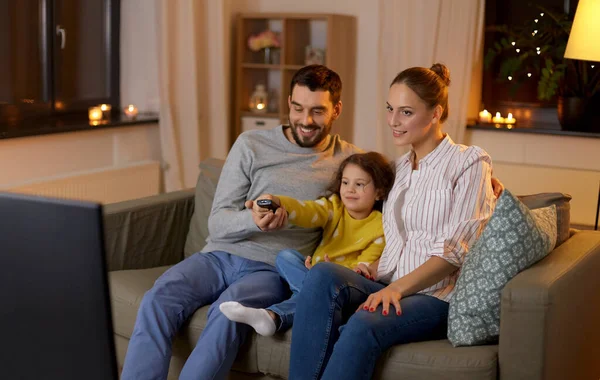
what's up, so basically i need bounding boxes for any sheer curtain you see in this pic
[376,0,485,158]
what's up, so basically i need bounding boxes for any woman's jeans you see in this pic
[289,262,449,380]
[267,249,309,331]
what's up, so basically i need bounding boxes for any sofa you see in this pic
[106,158,600,380]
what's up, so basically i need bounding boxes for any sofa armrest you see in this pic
[498,230,600,380]
[103,189,195,272]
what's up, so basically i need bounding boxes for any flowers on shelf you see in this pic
[247,30,280,52]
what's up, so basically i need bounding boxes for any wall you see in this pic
[465,129,600,227]
[0,124,161,190]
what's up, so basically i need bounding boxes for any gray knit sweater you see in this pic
[201,125,360,266]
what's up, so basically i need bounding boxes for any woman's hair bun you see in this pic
[430,63,451,86]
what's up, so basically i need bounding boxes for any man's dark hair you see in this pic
[289,65,342,105]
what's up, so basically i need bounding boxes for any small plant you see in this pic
[484,5,599,101]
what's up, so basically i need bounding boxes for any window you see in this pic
[0,0,120,125]
[482,0,579,110]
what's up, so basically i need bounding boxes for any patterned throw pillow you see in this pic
[447,189,557,347]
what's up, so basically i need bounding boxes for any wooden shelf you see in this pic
[232,13,356,145]
[241,111,280,118]
[241,63,282,69]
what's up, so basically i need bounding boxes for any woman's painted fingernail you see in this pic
[369,307,375,312]
[383,310,388,316]
[363,305,368,310]
[396,311,401,316]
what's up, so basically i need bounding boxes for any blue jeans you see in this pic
[267,249,308,331]
[289,262,449,380]
[120,251,289,380]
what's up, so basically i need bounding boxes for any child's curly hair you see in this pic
[327,152,396,212]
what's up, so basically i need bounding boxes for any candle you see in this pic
[478,109,492,123]
[88,106,103,125]
[505,113,516,124]
[492,112,505,124]
[124,104,139,119]
[99,104,112,119]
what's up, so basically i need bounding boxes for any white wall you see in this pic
[0,124,161,189]
[466,129,600,227]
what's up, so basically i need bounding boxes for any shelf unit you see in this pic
[232,13,356,145]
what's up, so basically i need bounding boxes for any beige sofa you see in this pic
[107,158,600,380]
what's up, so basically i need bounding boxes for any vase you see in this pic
[557,96,589,131]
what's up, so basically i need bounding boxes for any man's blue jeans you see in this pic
[289,262,449,380]
[120,251,289,380]
[267,249,309,331]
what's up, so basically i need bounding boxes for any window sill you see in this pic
[467,122,600,139]
[0,113,159,140]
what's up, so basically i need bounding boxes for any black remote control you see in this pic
[256,199,279,212]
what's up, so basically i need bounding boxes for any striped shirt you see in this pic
[376,135,496,302]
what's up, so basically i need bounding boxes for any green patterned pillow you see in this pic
[447,189,557,347]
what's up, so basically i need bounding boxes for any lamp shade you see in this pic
[564,0,600,62]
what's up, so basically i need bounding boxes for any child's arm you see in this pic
[354,258,380,280]
[277,195,337,229]
[350,236,385,269]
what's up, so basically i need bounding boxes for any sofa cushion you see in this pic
[184,158,225,258]
[255,331,498,380]
[108,265,259,374]
[448,190,557,347]
[109,266,172,338]
[518,192,571,247]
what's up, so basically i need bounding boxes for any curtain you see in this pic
[377,0,485,158]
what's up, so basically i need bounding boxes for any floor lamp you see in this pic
[564,0,600,230]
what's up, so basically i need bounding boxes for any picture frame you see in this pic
[304,46,326,65]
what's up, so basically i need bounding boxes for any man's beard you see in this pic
[288,120,332,148]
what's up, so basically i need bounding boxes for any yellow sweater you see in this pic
[277,194,385,269]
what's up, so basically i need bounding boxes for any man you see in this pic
[121,65,361,380]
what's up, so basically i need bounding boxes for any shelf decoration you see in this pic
[305,46,325,65]
[88,106,103,126]
[478,109,492,123]
[124,104,139,119]
[480,111,517,127]
[248,30,281,64]
[249,84,268,113]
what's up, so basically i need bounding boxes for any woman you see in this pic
[288,63,497,379]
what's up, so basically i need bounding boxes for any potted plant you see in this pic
[484,6,600,130]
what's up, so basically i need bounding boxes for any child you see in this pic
[219,152,395,336]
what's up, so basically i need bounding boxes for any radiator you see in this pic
[2,161,161,204]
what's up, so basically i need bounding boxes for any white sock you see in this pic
[219,301,277,337]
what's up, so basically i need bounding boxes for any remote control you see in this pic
[256,199,279,212]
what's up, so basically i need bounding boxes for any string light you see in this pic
[527,73,532,77]
[511,41,516,46]
[592,65,596,69]
[534,19,539,23]
[508,76,513,81]
[537,51,541,55]
[516,48,521,53]
[540,12,544,16]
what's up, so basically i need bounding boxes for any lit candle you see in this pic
[505,113,516,124]
[124,104,139,119]
[88,106,103,125]
[492,112,505,124]
[99,104,112,119]
[478,109,492,123]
